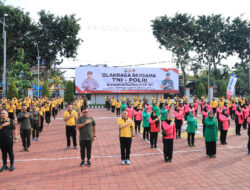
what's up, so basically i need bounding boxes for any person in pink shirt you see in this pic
[165,104,171,113]
[235,106,244,136]
[174,106,183,139]
[179,103,185,117]
[144,102,152,113]
[149,111,160,148]
[188,103,196,116]
[126,103,134,119]
[184,102,189,121]
[242,104,249,130]
[193,101,198,116]
[162,113,176,162]
[231,101,237,120]
[202,106,209,137]
[133,106,142,134]
[207,102,213,111]
[219,109,230,145]
[216,105,223,131]
[223,102,230,116]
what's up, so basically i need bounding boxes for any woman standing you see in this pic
[0,110,17,172]
[174,106,183,139]
[162,114,176,162]
[133,106,142,134]
[219,109,230,145]
[216,104,223,131]
[202,106,209,137]
[186,111,197,147]
[149,111,160,148]
[126,103,134,119]
[142,108,150,140]
[242,104,249,130]
[231,101,237,120]
[235,106,244,136]
[204,111,218,158]
[247,114,250,155]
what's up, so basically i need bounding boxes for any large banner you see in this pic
[75,67,179,94]
[227,74,238,98]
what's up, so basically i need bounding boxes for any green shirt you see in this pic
[160,108,168,121]
[77,116,96,141]
[152,106,160,117]
[186,115,197,133]
[142,111,150,128]
[204,117,218,142]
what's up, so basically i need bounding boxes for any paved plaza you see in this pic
[0,108,249,190]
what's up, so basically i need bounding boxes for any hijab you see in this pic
[166,113,172,125]
[222,109,228,117]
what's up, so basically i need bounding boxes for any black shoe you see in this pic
[188,144,191,147]
[224,142,228,145]
[154,145,157,148]
[151,145,153,148]
[80,161,85,167]
[86,160,91,167]
[168,159,172,162]
[192,144,195,147]
[10,165,15,172]
[0,165,8,172]
[164,158,168,162]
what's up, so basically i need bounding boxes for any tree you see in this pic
[152,13,195,91]
[7,80,18,99]
[42,81,50,97]
[64,81,74,104]
[7,49,33,96]
[193,14,230,79]
[197,82,206,99]
[220,82,227,98]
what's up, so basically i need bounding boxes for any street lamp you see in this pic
[34,41,41,98]
[2,13,8,97]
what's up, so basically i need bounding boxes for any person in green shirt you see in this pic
[142,108,150,140]
[152,103,160,117]
[160,104,168,122]
[186,111,197,147]
[120,102,127,113]
[204,111,218,158]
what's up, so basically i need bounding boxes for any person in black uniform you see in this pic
[0,110,17,172]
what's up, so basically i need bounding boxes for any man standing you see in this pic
[63,104,78,150]
[161,72,174,90]
[30,105,40,141]
[76,109,96,167]
[81,71,99,91]
[18,106,32,152]
[118,110,135,165]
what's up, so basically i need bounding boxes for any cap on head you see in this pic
[87,71,93,75]
[166,72,170,76]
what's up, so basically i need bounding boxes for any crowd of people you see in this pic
[105,95,250,164]
[0,94,249,171]
[0,96,63,172]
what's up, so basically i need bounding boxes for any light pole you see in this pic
[207,63,210,102]
[34,41,41,98]
[2,13,8,97]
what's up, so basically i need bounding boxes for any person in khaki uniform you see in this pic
[63,104,78,150]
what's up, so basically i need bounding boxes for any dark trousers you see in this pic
[32,124,39,138]
[213,108,216,114]
[220,129,228,144]
[150,132,158,147]
[187,133,195,145]
[159,103,163,109]
[235,122,241,135]
[229,107,232,118]
[16,109,21,123]
[206,141,216,156]
[143,127,150,140]
[80,140,92,160]
[116,108,121,116]
[203,123,206,137]
[105,101,108,108]
[8,112,14,120]
[243,119,247,129]
[175,119,182,138]
[120,137,132,160]
[111,106,115,113]
[218,120,222,131]
[248,127,250,153]
[45,111,51,124]
[40,116,44,132]
[0,139,14,166]
[231,110,235,119]
[66,126,77,147]
[20,129,31,149]
[52,108,56,119]
[134,120,141,134]
[184,112,188,121]
[163,139,173,161]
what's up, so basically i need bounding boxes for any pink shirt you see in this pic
[126,107,134,119]
[145,105,152,113]
[174,111,183,120]
[235,111,244,124]
[202,111,208,118]
[232,103,237,111]
[149,118,160,132]
[194,103,198,110]
[184,104,189,113]
[165,105,171,112]
[219,114,230,130]
[242,108,249,119]
[223,106,230,115]
[162,121,176,139]
[134,110,142,121]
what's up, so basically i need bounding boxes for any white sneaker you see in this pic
[126,160,131,165]
[120,160,125,165]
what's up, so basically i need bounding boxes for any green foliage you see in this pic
[64,81,74,104]
[7,49,33,96]
[7,80,18,99]
[220,82,227,98]
[197,82,206,99]
[42,81,50,97]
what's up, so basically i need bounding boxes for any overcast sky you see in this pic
[6,0,250,79]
